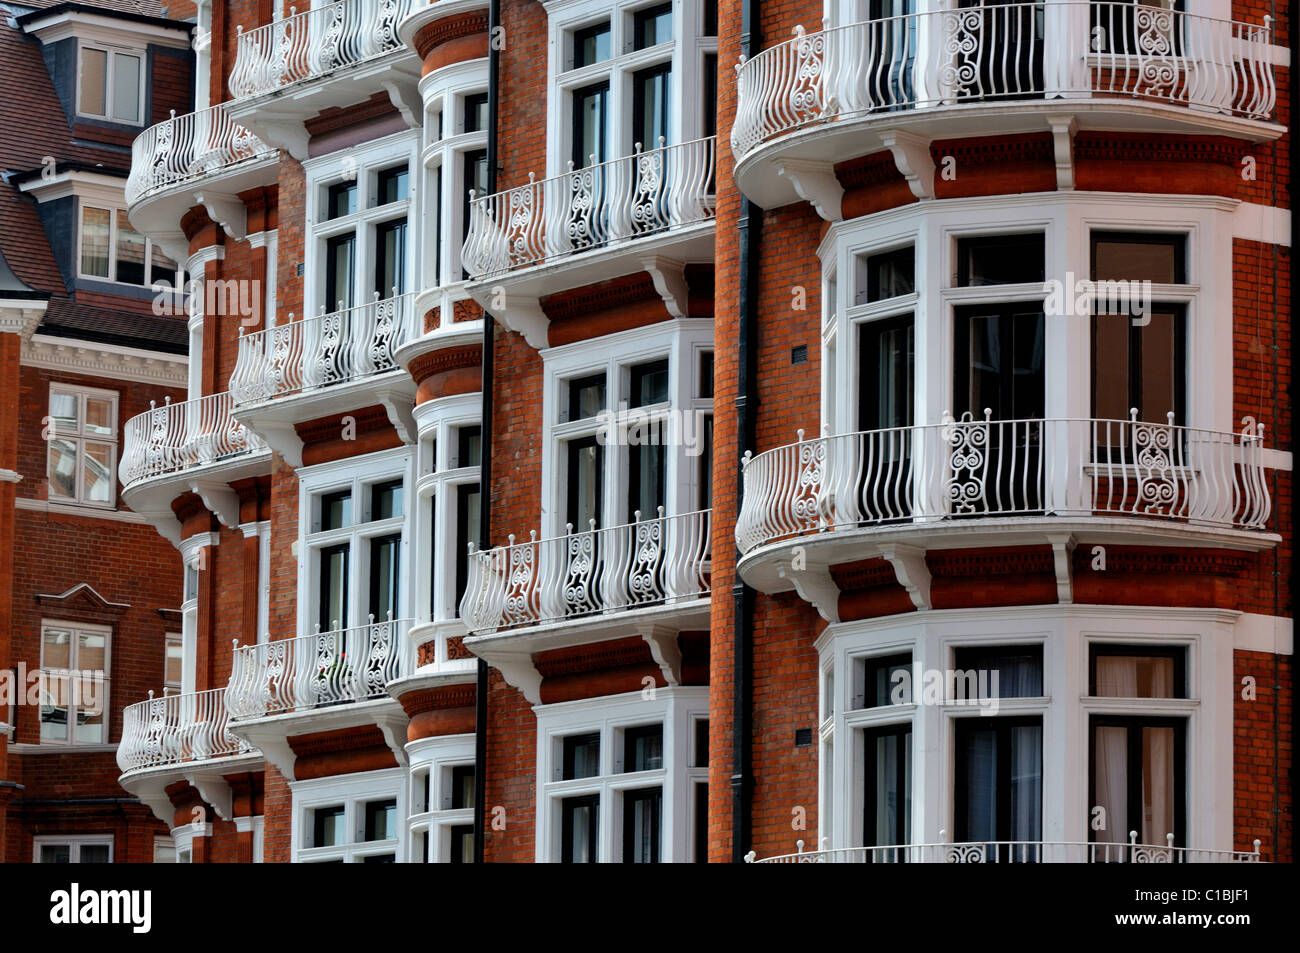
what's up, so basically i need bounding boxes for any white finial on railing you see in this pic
[314,622,321,633]
[1253,838,1262,855]
[742,450,752,463]
[232,638,240,649]
[368,613,375,625]
[795,839,805,853]
[939,829,947,843]
[634,509,642,522]
[797,428,805,441]
[793,24,806,37]
[1129,408,1139,422]
[565,522,573,534]
[658,135,666,150]
[736,55,746,71]
[566,160,574,171]
[657,505,665,519]
[1166,832,1175,849]
[1129,830,1138,846]
[588,518,597,532]
[529,529,537,542]
[743,850,756,862]
[507,533,516,545]
[982,407,991,421]
[148,689,155,699]
[164,395,172,405]
[149,399,156,410]
[373,290,380,303]
[332,619,339,631]
[467,541,476,554]
[170,109,176,119]
[635,141,643,154]
[1166,411,1175,426]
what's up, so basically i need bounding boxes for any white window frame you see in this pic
[76,41,145,125]
[534,686,708,862]
[540,319,713,538]
[821,192,1233,438]
[419,60,489,291]
[38,618,112,746]
[77,201,185,289]
[46,382,118,509]
[153,835,177,862]
[544,0,718,178]
[407,734,477,863]
[296,447,415,636]
[303,131,419,318]
[163,632,182,696]
[34,834,114,863]
[816,605,1233,856]
[291,768,406,863]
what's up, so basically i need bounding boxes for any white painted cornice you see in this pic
[22,334,187,387]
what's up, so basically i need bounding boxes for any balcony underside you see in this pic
[224,54,421,161]
[464,221,714,349]
[119,751,265,826]
[739,516,1281,621]
[227,696,409,782]
[735,99,1284,214]
[121,448,273,546]
[233,371,418,467]
[129,155,280,261]
[463,598,711,705]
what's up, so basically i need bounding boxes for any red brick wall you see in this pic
[1234,649,1292,862]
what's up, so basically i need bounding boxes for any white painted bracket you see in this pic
[194,191,247,242]
[1046,115,1077,191]
[488,294,548,350]
[641,256,690,318]
[186,770,234,822]
[252,420,304,468]
[152,230,191,267]
[880,130,936,200]
[243,730,296,781]
[382,80,422,129]
[189,479,240,531]
[487,651,544,705]
[373,710,410,766]
[378,390,417,445]
[242,114,309,162]
[1047,533,1076,604]
[879,543,932,610]
[779,561,840,623]
[640,624,682,686]
[775,158,844,222]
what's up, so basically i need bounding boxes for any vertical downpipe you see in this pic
[472,0,501,866]
[731,0,761,863]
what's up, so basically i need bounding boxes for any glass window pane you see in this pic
[39,671,69,742]
[377,166,409,205]
[50,392,79,432]
[1092,315,1130,421]
[633,65,671,152]
[78,630,107,672]
[165,641,183,686]
[84,397,114,437]
[321,490,351,531]
[952,646,1043,699]
[451,766,475,810]
[75,678,106,743]
[1138,311,1177,424]
[370,481,403,521]
[1093,725,1129,846]
[149,244,179,287]
[325,233,356,311]
[573,84,608,167]
[320,544,349,631]
[328,182,357,219]
[573,22,610,69]
[626,725,663,772]
[563,733,600,780]
[114,210,146,285]
[313,806,345,847]
[1092,233,1183,284]
[861,246,915,303]
[634,4,672,49]
[83,442,113,503]
[462,94,488,134]
[48,438,78,499]
[43,628,72,670]
[568,373,606,420]
[40,844,72,864]
[80,48,106,116]
[957,234,1044,286]
[374,219,407,298]
[630,359,669,408]
[1094,653,1179,698]
[623,787,662,862]
[81,207,110,278]
[80,843,111,863]
[567,438,603,531]
[364,799,397,841]
[111,52,140,122]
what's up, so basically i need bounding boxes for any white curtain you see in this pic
[1094,725,1128,847]
[1143,726,1175,845]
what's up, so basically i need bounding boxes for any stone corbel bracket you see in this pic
[878,543,932,610]
[775,159,844,222]
[778,559,841,624]
[640,624,682,686]
[880,130,936,200]
[641,256,690,318]
[194,191,247,242]
[1047,533,1077,604]
[1045,115,1078,191]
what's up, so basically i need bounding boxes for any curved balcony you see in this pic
[461,137,716,347]
[461,510,711,700]
[119,392,270,544]
[746,834,1264,864]
[117,688,253,775]
[116,688,261,826]
[225,619,414,778]
[125,105,275,213]
[229,294,419,462]
[230,0,415,98]
[732,3,1281,209]
[737,413,1275,601]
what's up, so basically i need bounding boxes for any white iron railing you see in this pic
[119,391,267,488]
[229,0,414,98]
[462,136,717,279]
[229,293,417,405]
[126,105,274,207]
[460,508,712,633]
[733,3,1277,159]
[226,618,414,719]
[117,688,253,773]
[736,412,1271,554]
[746,833,1264,864]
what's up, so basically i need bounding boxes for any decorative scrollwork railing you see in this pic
[746,832,1265,864]
[126,105,275,207]
[226,618,414,719]
[229,293,417,405]
[459,509,712,633]
[732,3,1277,160]
[229,0,414,98]
[119,392,267,489]
[462,136,716,279]
[736,413,1271,554]
[117,688,253,774]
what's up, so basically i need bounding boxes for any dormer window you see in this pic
[78,44,143,125]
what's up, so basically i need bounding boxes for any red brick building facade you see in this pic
[6,0,1288,864]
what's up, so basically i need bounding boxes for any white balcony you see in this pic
[119,392,270,545]
[226,0,421,158]
[116,688,261,826]
[737,413,1276,608]
[125,105,277,244]
[225,619,415,777]
[746,834,1264,864]
[732,2,1283,210]
[117,688,254,774]
[228,293,420,462]
[460,510,711,699]
[461,137,717,348]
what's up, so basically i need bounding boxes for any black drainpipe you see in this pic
[730,0,761,863]
[472,0,501,866]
